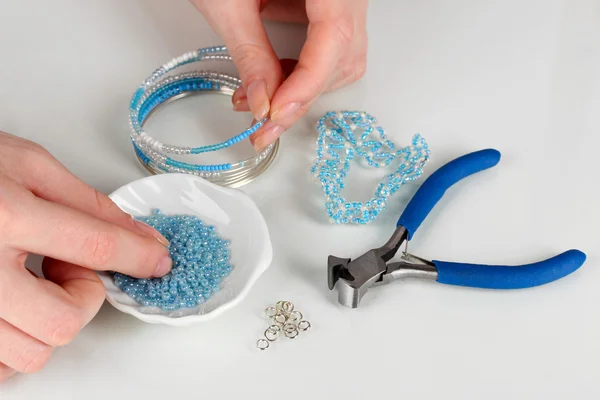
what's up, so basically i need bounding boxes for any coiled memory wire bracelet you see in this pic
[128,45,279,188]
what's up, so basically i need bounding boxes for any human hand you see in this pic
[0,132,172,382]
[191,0,368,151]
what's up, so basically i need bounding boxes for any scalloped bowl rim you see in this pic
[97,173,273,326]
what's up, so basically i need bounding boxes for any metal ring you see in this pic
[267,324,280,333]
[274,313,287,325]
[283,323,297,334]
[275,301,284,311]
[284,329,299,339]
[264,307,277,319]
[281,301,294,313]
[289,311,303,322]
[256,339,269,350]
[298,320,311,331]
[264,328,279,342]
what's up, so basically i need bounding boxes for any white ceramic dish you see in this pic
[97,173,273,326]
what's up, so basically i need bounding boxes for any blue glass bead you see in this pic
[112,209,232,310]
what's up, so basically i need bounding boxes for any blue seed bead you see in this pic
[112,209,232,310]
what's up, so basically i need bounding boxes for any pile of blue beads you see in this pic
[113,209,232,310]
[311,111,430,224]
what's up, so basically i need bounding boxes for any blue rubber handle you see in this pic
[433,250,586,289]
[397,149,501,239]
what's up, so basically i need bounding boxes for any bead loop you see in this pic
[130,46,279,188]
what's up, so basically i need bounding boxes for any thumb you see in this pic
[192,0,282,121]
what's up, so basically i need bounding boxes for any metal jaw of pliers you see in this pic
[328,149,587,308]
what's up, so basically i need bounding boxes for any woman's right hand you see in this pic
[0,131,172,382]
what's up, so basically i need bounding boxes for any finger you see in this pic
[234,58,298,114]
[0,365,16,382]
[253,15,354,149]
[0,260,104,347]
[0,318,53,374]
[0,362,16,383]
[248,60,298,147]
[327,11,368,92]
[14,148,169,246]
[324,49,367,93]
[42,258,106,324]
[3,185,171,278]
[327,59,367,92]
[192,0,283,121]
[232,87,250,111]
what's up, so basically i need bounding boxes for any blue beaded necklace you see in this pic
[311,111,430,224]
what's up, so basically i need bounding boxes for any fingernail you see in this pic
[233,98,250,112]
[232,86,247,104]
[246,79,270,120]
[154,256,172,277]
[253,123,285,152]
[133,219,170,247]
[270,102,301,123]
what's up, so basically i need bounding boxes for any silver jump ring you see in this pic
[265,307,277,318]
[264,328,279,342]
[283,323,297,334]
[289,311,303,322]
[298,320,311,331]
[282,301,294,313]
[257,339,269,350]
[274,313,287,325]
[284,329,299,339]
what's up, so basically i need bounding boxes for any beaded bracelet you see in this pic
[129,46,279,188]
[311,111,430,224]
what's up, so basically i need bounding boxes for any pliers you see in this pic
[327,149,586,308]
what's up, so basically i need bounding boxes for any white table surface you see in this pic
[1,0,599,398]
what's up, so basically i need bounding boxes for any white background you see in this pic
[1,0,599,399]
